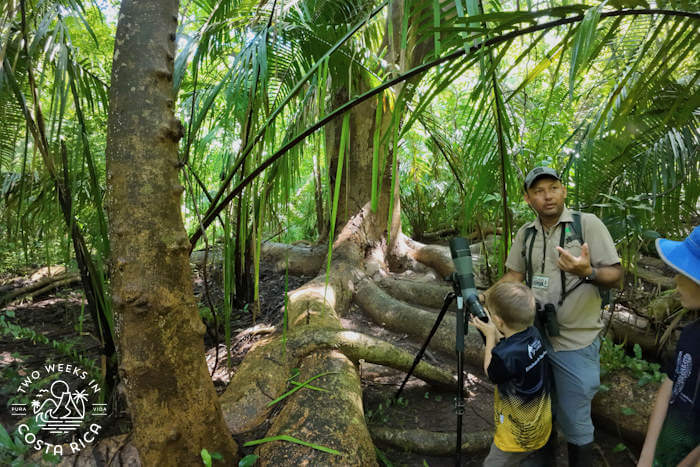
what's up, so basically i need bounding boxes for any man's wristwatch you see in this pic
[584,267,597,283]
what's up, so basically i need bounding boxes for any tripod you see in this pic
[394,274,483,467]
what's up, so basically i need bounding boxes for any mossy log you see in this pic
[220,226,459,466]
[369,426,492,456]
[290,329,456,390]
[219,328,455,435]
[602,308,658,354]
[626,264,675,290]
[241,262,377,466]
[377,276,456,311]
[645,292,682,321]
[403,237,454,279]
[260,241,326,276]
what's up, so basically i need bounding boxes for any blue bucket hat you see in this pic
[655,225,700,286]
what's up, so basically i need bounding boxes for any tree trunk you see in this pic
[218,3,450,463]
[105,1,237,464]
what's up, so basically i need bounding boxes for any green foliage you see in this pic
[243,435,341,455]
[375,446,393,466]
[238,454,259,467]
[366,396,408,425]
[0,313,100,380]
[1,0,697,310]
[198,306,215,329]
[267,371,336,407]
[593,194,662,268]
[0,9,697,461]
[366,400,390,424]
[0,419,60,466]
[200,448,223,466]
[599,339,664,386]
[612,442,627,453]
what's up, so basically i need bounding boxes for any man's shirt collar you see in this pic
[534,205,573,232]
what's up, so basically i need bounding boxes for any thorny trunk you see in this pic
[105,1,237,464]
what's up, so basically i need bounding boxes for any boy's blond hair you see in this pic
[486,282,536,329]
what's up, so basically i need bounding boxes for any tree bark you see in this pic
[223,234,376,465]
[105,1,237,464]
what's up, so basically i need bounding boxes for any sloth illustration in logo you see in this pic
[33,380,87,426]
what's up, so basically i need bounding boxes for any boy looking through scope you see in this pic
[471,281,552,467]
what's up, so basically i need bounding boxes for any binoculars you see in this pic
[535,301,560,337]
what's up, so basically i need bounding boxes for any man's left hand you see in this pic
[556,242,593,278]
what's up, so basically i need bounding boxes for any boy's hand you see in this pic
[470,309,500,341]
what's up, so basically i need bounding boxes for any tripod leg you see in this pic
[394,292,456,401]
[456,297,465,466]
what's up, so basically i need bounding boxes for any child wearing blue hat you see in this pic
[638,225,700,467]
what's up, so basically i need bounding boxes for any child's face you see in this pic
[676,274,700,310]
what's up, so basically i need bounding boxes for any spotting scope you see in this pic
[448,237,487,321]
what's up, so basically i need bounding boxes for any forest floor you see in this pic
[0,260,641,466]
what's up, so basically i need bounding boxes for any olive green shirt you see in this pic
[506,206,620,351]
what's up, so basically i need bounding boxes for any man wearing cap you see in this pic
[480,167,623,466]
[639,226,700,467]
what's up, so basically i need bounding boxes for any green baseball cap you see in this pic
[524,166,561,190]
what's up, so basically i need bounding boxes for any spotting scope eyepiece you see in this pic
[449,237,487,321]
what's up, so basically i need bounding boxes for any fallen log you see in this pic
[369,426,492,456]
[416,227,458,243]
[238,257,375,466]
[0,271,80,306]
[261,241,326,276]
[377,276,455,311]
[626,265,675,290]
[290,329,455,390]
[404,239,454,279]
[401,235,490,288]
[220,219,471,466]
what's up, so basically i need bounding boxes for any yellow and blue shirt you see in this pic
[487,326,552,452]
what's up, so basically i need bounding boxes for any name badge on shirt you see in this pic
[532,275,549,289]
